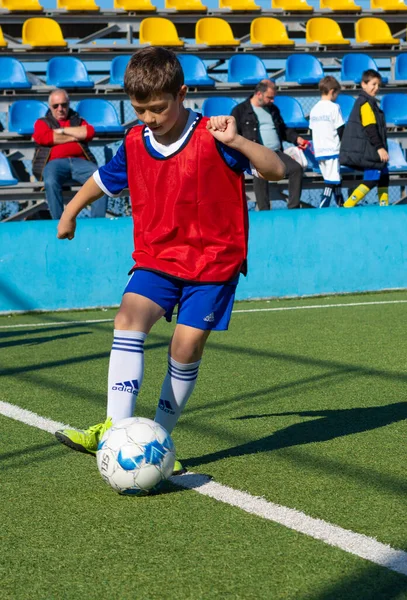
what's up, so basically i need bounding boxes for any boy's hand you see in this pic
[296,137,309,150]
[377,148,389,162]
[57,211,76,240]
[206,116,238,146]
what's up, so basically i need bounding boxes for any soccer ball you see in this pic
[96,417,176,496]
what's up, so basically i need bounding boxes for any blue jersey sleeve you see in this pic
[217,142,252,175]
[94,142,128,197]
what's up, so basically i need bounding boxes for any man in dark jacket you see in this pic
[340,70,389,207]
[232,80,307,210]
[33,88,107,219]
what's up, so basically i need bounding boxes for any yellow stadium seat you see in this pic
[196,17,240,45]
[250,17,294,45]
[0,0,43,10]
[320,0,361,10]
[140,17,184,46]
[57,0,99,10]
[165,0,206,10]
[22,18,68,47]
[356,17,400,44]
[371,0,407,9]
[306,17,350,44]
[219,0,260,9]
[114,0,156,9]
[271,0,312,10]
[0,26,7,47]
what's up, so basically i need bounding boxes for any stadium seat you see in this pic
[371,0,407,9]
[219,0,260,10]
[195,18,239,46]
[0,153,18,186]
[306,18,350,45]
[178,55,215,86]
[1,0,43,10]
[285,54,324,84]
[387,139,407,171]
[381,94,407,126]
[335,94,355,122]
[75,99,124,133]
[340,53,388,83]
[227,54,268,84]
[110,55,131,86]
[320,0,361,10]
[8,100,48,135]
[22,18,68,47]
[165,0,206,8]
[0,27,6,48]
[273,96,308,128]
[201,97,238,117]
[395,54,407,81]
[0,58,31,90]
[57,0,99,10]
[355,18,400,45]
[114,0,156,10]
[271,0,313,10]
[139,17,183,46]
[250,17,294,46]
[46,57,94,88]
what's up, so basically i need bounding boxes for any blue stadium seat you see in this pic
[340,53,388,84]
[394,54,407,82]
[285,55,324,85]
[110,55,132,87]
[8,100,48,135]
[381,94,407,126]
[335,94,355,123]
[0,58,31,90]
[0,152,18,186]
[227,55,268,85]
[178,55,215,87]
[273,96,308,128]
[201,97,238,117]
[46,57,94,88]
[387,139,407,172]
[75,99,124,133]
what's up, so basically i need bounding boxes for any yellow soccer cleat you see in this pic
[172,459,187,475]
[55,418,112,455]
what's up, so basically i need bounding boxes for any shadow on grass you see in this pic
[1,440,66,471]
[0,331,91,349]
[0,322,113,339]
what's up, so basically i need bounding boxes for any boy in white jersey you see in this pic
[309,76,345,208]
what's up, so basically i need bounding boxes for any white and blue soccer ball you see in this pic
[96,417,176,496]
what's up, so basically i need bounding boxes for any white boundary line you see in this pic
[1,299,407,330]
[1,399,407,577]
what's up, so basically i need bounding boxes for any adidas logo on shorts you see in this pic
[203,312,215,323]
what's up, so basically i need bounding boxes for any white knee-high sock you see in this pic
[107,329,147,424]
[154,356,201,434]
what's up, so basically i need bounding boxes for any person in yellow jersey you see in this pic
[340,69,389,208]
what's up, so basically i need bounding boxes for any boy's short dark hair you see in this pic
[318,76,341,95]
[124,47,184,100]
[361,69,382,84]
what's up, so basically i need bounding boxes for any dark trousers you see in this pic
[253,150,303,210]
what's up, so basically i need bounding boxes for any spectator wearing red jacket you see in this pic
[32,89,107,219]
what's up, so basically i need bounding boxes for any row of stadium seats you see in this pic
[1,0,406,11]
[2,139,407,188]
[3,93,407,135]
[0,16,402,48]
[0,54,403,91]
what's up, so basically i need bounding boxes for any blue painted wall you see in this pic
[1,207,407,313]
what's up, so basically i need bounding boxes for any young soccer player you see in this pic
[340,69,389,208]
[309,76,345,208]
[54,47,285,474]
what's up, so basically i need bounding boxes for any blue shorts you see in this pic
[364,167,389,181]
[124,269,239,331]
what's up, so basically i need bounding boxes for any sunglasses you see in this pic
[52,102,68,109]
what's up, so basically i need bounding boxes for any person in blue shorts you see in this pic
[54,47,285,474]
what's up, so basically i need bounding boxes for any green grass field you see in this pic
[1,291,407,600]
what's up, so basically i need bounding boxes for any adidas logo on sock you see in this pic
[112,380,139,395]
[158,398,175,415]
[203,312,215,323]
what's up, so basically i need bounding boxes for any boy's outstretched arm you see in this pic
[57,176,104,240]
[206,115,286,181]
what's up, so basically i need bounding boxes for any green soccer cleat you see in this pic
[55,418,112,455]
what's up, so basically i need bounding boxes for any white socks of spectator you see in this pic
[107,330,146,424]
[154,356,201,434]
